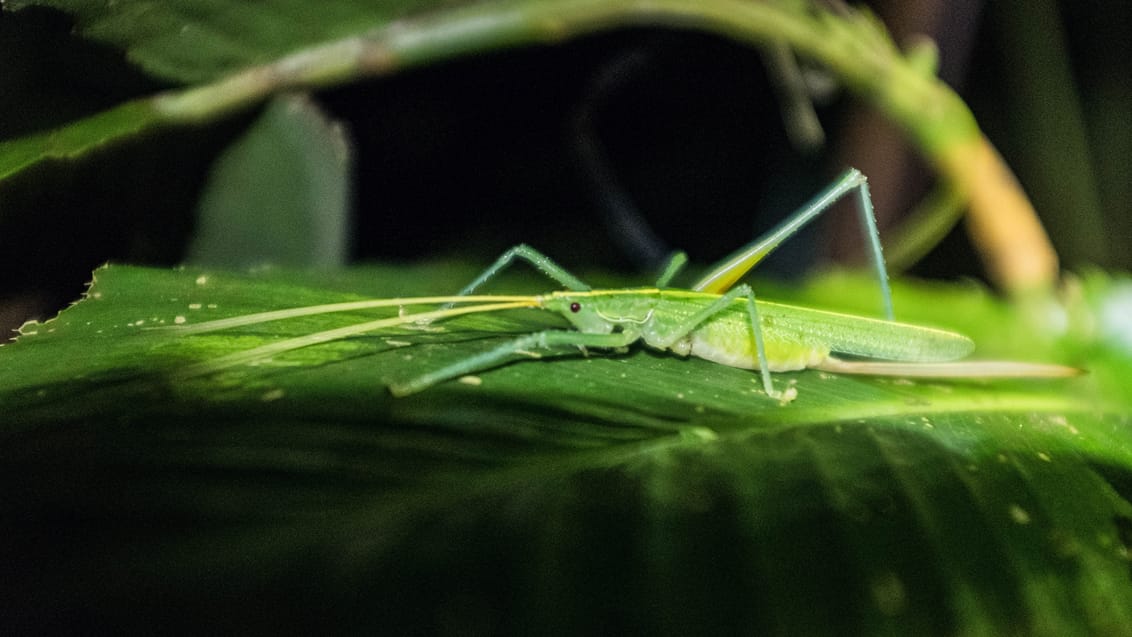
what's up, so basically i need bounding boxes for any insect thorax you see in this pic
[546,290,660,334]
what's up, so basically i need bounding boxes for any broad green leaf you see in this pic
[2,263,1130,634]
[6,0,450,84]
[0,99,161,180]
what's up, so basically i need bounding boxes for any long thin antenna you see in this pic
[170,300,539,379]
[162,294,540,334]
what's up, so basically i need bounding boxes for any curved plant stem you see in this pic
[3,0,1059,292]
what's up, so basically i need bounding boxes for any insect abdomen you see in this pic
[685,319,830,372]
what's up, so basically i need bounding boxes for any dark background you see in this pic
[0,0,1128,331]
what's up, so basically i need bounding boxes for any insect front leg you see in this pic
[448,244,590,303]
[388,329,638,396]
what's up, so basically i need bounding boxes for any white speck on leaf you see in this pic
[684,426,718,441]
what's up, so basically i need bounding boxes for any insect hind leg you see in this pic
[691,168,894,321]
[850,171,894,320]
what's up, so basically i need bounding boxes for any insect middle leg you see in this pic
[653,251,688,288]
[645,283,793,402]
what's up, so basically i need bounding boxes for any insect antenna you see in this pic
[169,298,541,379]
[163,294,540,335]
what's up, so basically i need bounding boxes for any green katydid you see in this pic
[170,168,1076,402]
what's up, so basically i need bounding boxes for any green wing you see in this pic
[754,299,974,362]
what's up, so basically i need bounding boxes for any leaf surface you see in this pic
[2,263,1130,634]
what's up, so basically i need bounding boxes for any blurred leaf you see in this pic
[0,99,160,180]
[5,0,451,84]
[186,94,353,269]
[3,0,1045,294]
[2,263,1131,634]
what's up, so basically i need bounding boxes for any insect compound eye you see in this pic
[569,302,581,313]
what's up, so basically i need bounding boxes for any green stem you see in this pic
[157,0,981,156]
[152,0,1054,292]
[4,0,1057,291]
